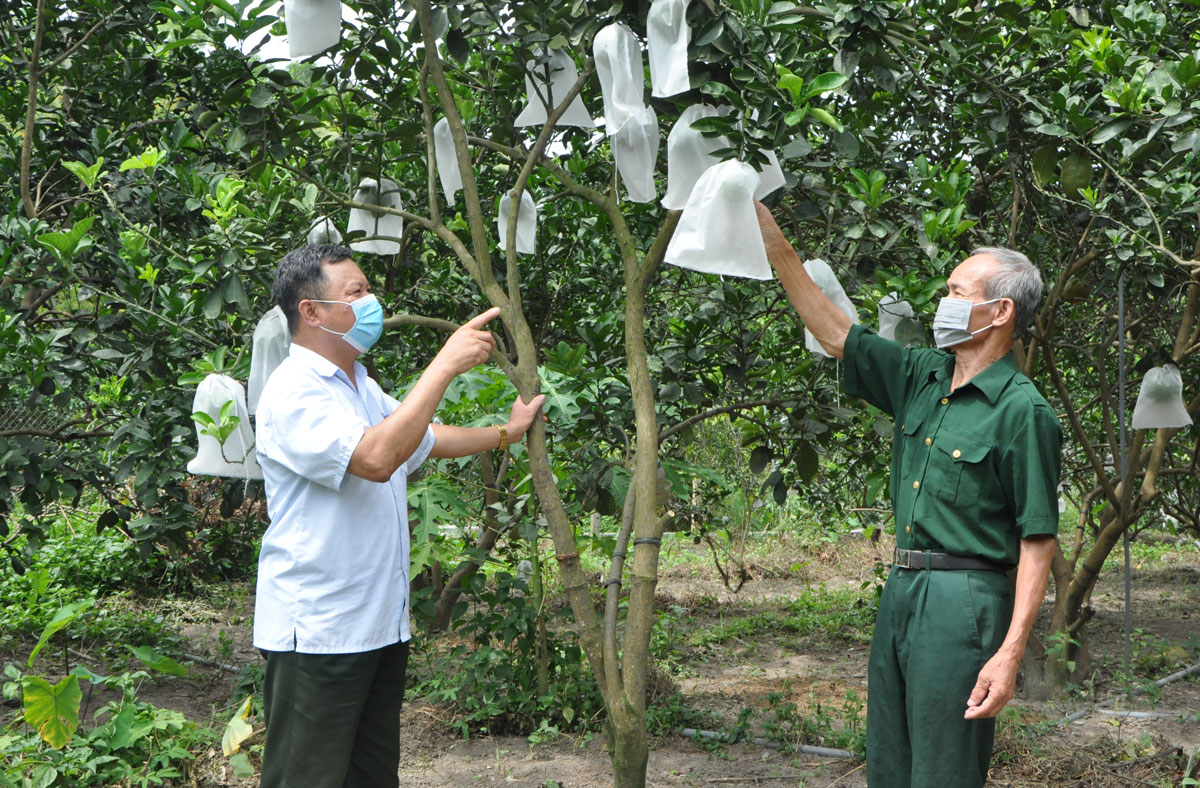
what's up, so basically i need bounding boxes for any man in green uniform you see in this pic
[756,205,1061,787]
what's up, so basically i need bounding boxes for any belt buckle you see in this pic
[895,548,915,569]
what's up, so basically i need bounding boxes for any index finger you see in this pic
[463,307,501,330]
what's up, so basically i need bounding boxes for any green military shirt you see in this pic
[842,324,1062,566]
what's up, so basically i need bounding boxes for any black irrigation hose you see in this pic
[1059,661,1200,725]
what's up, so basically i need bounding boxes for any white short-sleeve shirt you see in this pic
[252,344,434,653]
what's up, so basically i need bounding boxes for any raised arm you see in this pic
[348,308,500,482]
[756,202,853,358]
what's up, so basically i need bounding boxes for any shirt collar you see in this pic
[288,343,364,387]
[932,351,1019,404]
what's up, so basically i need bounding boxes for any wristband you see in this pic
[497,424,509,452]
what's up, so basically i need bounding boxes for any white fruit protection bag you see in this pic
[802,258,860,357]
[1132,364,1193,429]
[248,306,291,417]
[647,0,691,97]
[594,23,645,133]
[514,49,594,128]
[284,0,341,59]
[433,117,464,206]
[613,106,660,203]
[347,177,404,255]
[664,159,770,280]
[662,104,729,210]
[188,374,263,479]
[306,215,342,245]
[497,191,538,254]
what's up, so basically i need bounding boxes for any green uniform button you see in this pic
[940,397,949,405]
[913,480,920,489]
[953,449,962,459]
[925,437,932,446]
[905,525,911,534]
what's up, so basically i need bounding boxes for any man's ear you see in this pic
[993,297,1016,329]
[297,299,322,327]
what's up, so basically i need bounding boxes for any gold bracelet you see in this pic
[497,424,509,452]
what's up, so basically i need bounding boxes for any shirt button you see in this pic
[925,437,932,446]
[906,526,911,534]
[940,397,949,405]
[913,480,920,489]
[953,449,962,459]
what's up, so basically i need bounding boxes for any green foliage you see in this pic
[409,572,603,738]
[689,586,876,647]
[761,688,866,757]
[1,690,208,787]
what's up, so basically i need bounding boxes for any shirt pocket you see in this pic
[930,430,992,506]
[897,415,927,483]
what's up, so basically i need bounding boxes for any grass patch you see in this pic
[689,585,876,647]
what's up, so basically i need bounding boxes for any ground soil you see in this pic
[7,532,1198,787]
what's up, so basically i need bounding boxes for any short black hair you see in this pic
[273,244,354,333]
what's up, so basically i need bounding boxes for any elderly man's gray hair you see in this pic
[971,246,1043,339]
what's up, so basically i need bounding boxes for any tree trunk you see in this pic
[606,710,650,788]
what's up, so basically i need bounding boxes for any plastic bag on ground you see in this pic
[664,159,770,280]
[803,258,860,357]
[515,49,594,128]
[284,0,341,59]
[497,191,538,254]
[187,374,263,479]
[347,177,403,255]
[648,0,691,97]
[248,306,291,416]
[1131,364,1193,428]
[433,117,464,206]
[613,106,659,203]
[662,104,729,210]
[594,23,645,134]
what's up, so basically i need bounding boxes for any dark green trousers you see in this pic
[260,641,410,788]
[866,568,1013,788]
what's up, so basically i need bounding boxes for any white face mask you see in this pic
[932,296,1002,349]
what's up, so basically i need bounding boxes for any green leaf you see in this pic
[28,599,94,669]
[230,751,255,778]
[21,675,81,749]
[36,217,96,261]
[1031,144,1058,187]
[445,29,469,63]
[1034,123,1068,137]
[127,645,190,677]
[795,439,819,482]
[222,696,254,756]
[749,446,772,475]
[63,158,105,188]
[803,72,849,100]
[1060,153,1092,198]
[1093,118,1132,144]
[118,146,166,172]
[107,702,154,749]
[807,106,842,131]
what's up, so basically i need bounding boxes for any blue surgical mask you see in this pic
[312,294,384,353]
[932,296,1002,349]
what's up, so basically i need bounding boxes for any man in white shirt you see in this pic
[253,244,545,788]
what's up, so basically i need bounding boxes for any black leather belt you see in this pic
[893,548,1009,573]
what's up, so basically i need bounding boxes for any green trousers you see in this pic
[866,568,1013,788]
[260,641,410,788]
